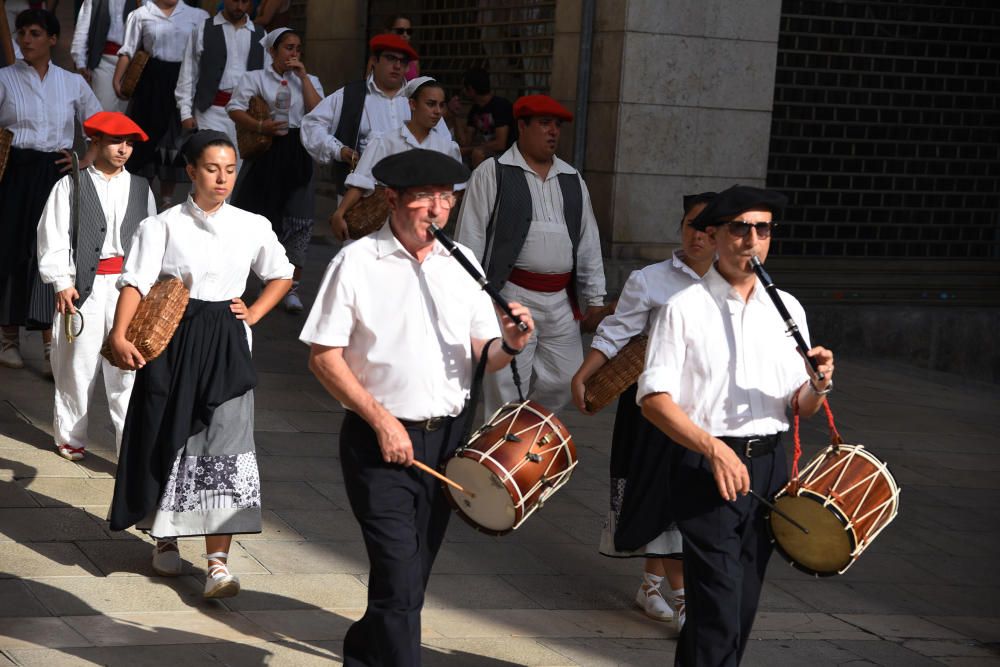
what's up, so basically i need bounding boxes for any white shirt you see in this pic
[637,265,811,437]
[119,1,209,63]
[456,143,606,307]
[344,123,464,193]
[227,66,324,129]
[299,223,501,421]
[300,75,412,165]
[118,197,294,300]
[37,166,157,292]
[591,250,702,359]
[71,0,130,70]
[0,61,101,151]
[175,13,256,120]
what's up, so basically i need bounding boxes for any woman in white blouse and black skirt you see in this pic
[107,131,293,599]
[228,27,322,313]
[113,0,208,208]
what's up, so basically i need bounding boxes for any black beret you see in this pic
[372,149,470,189]
[691,185,787,231]
[682,191,717,214]
[180,130,234,164]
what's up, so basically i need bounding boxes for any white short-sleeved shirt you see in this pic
[300,222,501,421]
[637,264,810,437]
[591,250,703,359]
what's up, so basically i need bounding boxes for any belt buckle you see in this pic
[424,417,445,432]
[744,438,761,458]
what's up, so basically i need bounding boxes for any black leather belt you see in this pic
[718,433,781,458]
[398,416,450,432]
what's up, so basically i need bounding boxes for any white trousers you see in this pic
[50,273,135,453]
[483,282,582,417]
[92,53,127,113]
[194,104,242,173]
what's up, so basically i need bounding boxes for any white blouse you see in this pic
[299,222,501,421]
[119,1,209,63]
[637,265,811,437]
[345,123,464,193]
[227,66,324,130]
[118,197,294,301]
[37,167,157,292]
[0,61,101,151]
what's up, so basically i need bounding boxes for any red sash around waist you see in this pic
[102,41,121,56]
[212,90,232,106]
[96,256,124,275]
[507,268,582,320]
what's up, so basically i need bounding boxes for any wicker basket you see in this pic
[0,128,11,183]
[119,50,150,100]
[237,95,272,160]
[343,186,390,239]
[583,334,648,413]
[101,278,190,368]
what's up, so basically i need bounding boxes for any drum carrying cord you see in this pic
[510,353,525,403]
[791,392,844,484]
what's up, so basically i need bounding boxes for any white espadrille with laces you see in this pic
[203,551,240,599]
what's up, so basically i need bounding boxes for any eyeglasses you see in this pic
[380,53,411,67]
[405,191,458,209]
[727,220,775,239]
[392,27,412,35]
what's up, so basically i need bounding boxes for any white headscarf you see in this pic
[260,27,293,51]
[402,76,436,99]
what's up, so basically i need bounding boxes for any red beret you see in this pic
[83,111,149,141]
[369,34,418,61]
[513,95,573,122]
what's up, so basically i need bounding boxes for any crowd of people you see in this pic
[1,5,838,666]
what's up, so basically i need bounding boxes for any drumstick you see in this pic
[749,490,809,534]
[412,460,475,498]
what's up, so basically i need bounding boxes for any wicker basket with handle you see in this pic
[583,334,648,413]
[101,278,190,368]
[119,50,150,100]
[237,95,273,160]
[0,128,12,183]
[342,186,390,240]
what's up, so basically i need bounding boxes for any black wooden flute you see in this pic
[750,256,824,381]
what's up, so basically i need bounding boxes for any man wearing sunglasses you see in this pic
[637,185,835,666]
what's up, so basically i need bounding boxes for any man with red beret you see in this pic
[302,33,425,196]
[36,111,156,461]
[457,94,610,416]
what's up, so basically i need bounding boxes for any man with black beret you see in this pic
[301,149,535,666]
[637,185,835,666]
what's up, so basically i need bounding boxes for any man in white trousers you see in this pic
[37,111,156,460]
[70,0,137,111]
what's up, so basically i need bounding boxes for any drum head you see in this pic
[769,494,855,576]
[444,457,516,534]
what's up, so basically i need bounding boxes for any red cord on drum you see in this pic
[791,390,845,485]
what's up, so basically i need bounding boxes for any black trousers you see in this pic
[340,410,465,667]
[672,441,789,667]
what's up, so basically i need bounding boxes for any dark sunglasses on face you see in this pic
[380,53,411,67]
[727,220,775,239]
[392,27,412,35]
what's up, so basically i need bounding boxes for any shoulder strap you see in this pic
[459,337,497,449]
[334,79,368,147]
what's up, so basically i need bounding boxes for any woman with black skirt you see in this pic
[113,0,208,208]
[0,9,101,372]
[108,131,293,598]
[228,27,322,313]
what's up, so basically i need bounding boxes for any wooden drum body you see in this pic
[444,401,577,535]
[769,444,900,576]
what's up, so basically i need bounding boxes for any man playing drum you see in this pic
[300,149,534,666]
[638,185,835,666]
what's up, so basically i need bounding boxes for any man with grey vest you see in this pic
[456,94,609,415]
[175,0,264,162]
[70,0,136,111]
[36,111,156,462]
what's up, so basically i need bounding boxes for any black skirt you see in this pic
[232,128,313,236]
[0,148,62,328]
[125,57,188,182]
[608,383,683,553]
[109,299,258,531]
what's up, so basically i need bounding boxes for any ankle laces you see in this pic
[204,551,230,579]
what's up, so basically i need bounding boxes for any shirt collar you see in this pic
[150,1,185,19]
[374,218,448,262]
[671,249,704,282]
[703,264,768,309]
[213,11,254,30]
[399,122,442,147]
[367,74,403,100]
[183,195,226,225]
[498,143,577,181]
[87,164,130,181]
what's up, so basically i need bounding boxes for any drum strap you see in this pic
[791,392,844,484]
[459,337,497,448]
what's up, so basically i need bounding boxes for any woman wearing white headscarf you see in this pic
[227,27,322,313]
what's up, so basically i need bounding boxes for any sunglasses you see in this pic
[392,27,413,35]
[727,220,775,239]
[380,53,411,67]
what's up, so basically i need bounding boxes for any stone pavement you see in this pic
[1,233,999,666]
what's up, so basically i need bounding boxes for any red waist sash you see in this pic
[102,41,121,56]
[96,256,124,275]
[212,90,232,106]
[507,268,581,320]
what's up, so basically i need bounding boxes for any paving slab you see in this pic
[0,580,52,618]
[62,610,276,647]
[834,613,966,640]
[4,645,225,666]
[200,639,345,666]
[214,573,368,611]
[0,542,102,578]
[24,576,205,616]
[18,478,115,508]
[0,507,110,542]
[0,617,91,650]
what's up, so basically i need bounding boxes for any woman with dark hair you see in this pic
[113,0,209,208]
[329,76,462,241]
[107,131,293,599]
[228,27,322,312]
[0,9,101,371]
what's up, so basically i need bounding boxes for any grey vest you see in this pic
[85,0,135,71]
[73,173,149,306]
[194,19,265,113]
[482,159,583,291]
